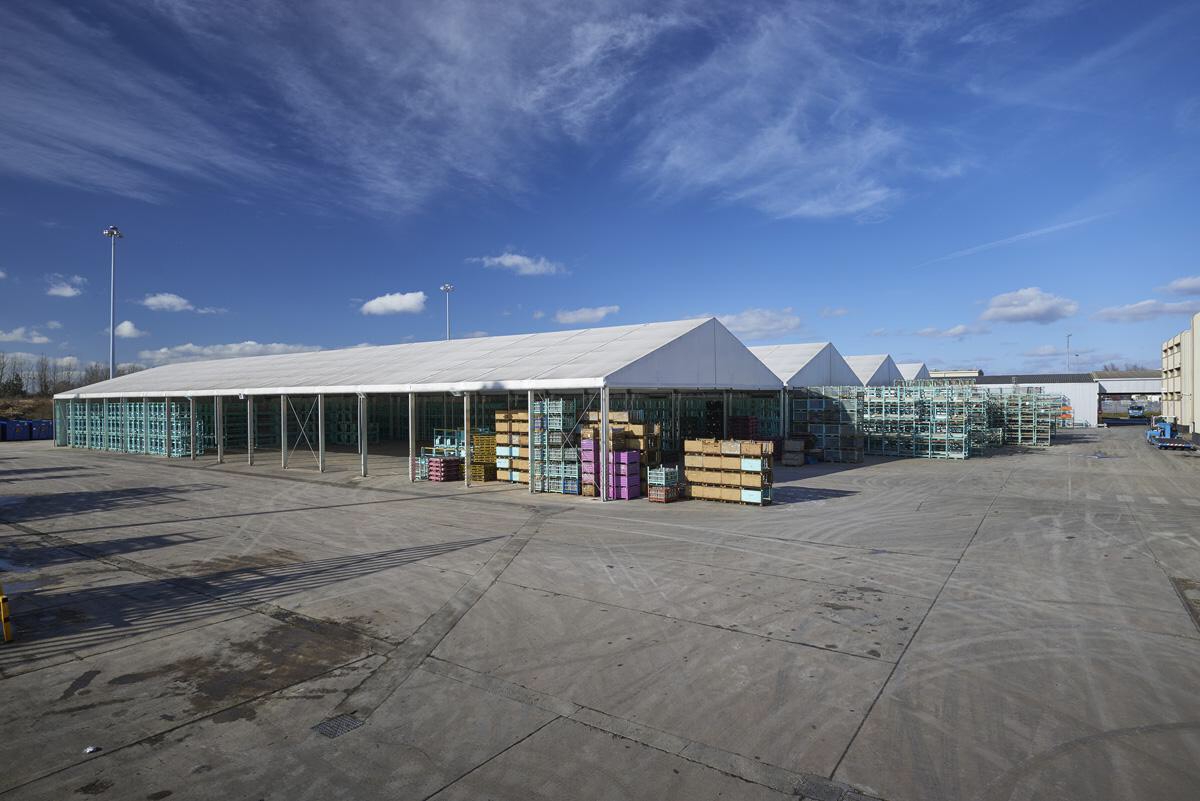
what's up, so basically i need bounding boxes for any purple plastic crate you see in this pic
[607,484,641,500]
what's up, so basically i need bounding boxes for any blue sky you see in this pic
[2,0,1198,375]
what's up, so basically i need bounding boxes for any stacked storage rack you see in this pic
[647,465,681,503]
[531,399,580,494]
[682,439,773,505]
[790,388,864,463]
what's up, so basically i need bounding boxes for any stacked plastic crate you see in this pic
[682,439,773,505]
[427,456,463,482]
[531,399,580,494]
[647,465,680,503]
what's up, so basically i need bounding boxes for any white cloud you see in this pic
[1094,299,1200,322]
[0,326,51,344]
[360,290,427,315]
[532,310,546,320]
[140,292,223,313]
[462,330,490,338]
[114,320,147,338]
[819,307,849,318]
[137,341,320,366]
[915,323,988,340]
[45,320,62,329]
[141,292,192,311]
[980,287,1078,324]
[46,274,85,297]
[555,305,620,325]
[1163,276,1200,295]
[473,252,563,276]
[868,327,889,337]
[0,269,6,279]
[716,307,801,341]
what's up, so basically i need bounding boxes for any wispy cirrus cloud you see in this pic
[915,323,989,340]
[1162,275,1200,295]
[0,1,1028,219]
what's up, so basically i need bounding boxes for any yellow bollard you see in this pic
[0,583,12,643]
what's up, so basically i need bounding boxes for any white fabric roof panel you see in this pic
[896,362,931,381]
[844,354,904,387]
[57,318,783,399]
[749,343,861,387]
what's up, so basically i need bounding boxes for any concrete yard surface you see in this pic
[1,425,1199,800]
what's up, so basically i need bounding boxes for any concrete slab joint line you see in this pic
[326,506,567,728]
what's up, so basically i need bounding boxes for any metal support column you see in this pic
[460,388,470,484]
[164,399,172,458]
[318,394,326,473]
[527,390,535,494]
[358,393,368,477]
[121,398,128,452]
[599,387,610,502]
[65,400,72,448]
[280,395,288,468]
[85,399,91,449]
[247,396,255,465]
[407,392,415,482]
[143,398,149,455]
[215,396,224,464]
[779,388,787,439]
[672,391,680,451]
[722,391,730,439]
[189,397,196,460]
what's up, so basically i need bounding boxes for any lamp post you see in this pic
[440,283,454,340]
[102,226,123,379]
[1066,333,1072,373]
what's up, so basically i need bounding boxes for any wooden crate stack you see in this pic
[470,433,497,482]
[682,439,773,505]
[494,411,530,483]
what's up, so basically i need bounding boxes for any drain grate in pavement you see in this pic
[313,714,365,739]
[1170,578,1200,634]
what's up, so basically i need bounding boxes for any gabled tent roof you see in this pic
[896,362,931,381]
[749,343,861,387]
[57,317,784,399]
[844,354,904,387]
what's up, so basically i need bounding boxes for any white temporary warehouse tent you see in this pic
[896,362,931,381]
[844,354,904,387]
[56,318,782,496]
[57,317,781,399]
[749,343,861,387]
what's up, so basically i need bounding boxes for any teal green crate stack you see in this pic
[531,398,579,494]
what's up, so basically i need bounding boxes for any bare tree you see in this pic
[34,355,52,397]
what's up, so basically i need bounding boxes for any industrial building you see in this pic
[1162,313,1200,431]
[976,371,1160,428]
[52,318,786,500]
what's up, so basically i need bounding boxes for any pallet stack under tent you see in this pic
[682,439,773,505]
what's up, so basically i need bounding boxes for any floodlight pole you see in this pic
[1066,334,1072,372]
[102,226,123,379]
[440,283,454,340]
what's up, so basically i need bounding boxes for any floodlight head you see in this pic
[440,283,454,293]
[102,225,123,238]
